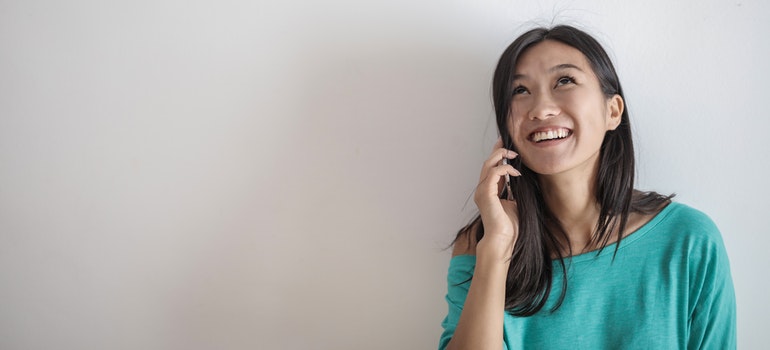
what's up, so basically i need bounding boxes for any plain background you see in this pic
[1,0,768,349]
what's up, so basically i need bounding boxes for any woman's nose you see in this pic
[528,93,560,120]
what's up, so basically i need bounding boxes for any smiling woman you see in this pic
[439,25,736,350]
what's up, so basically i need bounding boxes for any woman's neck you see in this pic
[538,165,601,253]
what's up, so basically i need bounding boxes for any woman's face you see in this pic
[508,40,623,178]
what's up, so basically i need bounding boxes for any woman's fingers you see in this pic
[473,139,522,248]
[477,164,521,198]
[476,138,520,204]
[478,147,519,183]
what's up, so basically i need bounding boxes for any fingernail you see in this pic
[507,150,518,157]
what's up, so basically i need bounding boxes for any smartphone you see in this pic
[501,158,514,201]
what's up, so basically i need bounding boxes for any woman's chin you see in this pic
[521,160,564,176]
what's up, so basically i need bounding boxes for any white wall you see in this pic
[1,0,767,349]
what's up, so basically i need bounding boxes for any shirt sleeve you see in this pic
[438,255,475,350]
[686,217,737,350]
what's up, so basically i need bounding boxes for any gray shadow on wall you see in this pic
[259,35,497,348]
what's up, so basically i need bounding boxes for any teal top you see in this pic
[439,203,736,349]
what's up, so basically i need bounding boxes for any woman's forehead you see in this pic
[514,40,591,77]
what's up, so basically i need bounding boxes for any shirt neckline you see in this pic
[557,201,678,263]
[450,202,680,264]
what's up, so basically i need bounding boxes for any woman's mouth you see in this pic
[529,128,572,143]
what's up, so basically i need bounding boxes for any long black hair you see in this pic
[455,25,672,317]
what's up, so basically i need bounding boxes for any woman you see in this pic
[439,25,736,349]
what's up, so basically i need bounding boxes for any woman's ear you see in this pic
[606,94,624,130]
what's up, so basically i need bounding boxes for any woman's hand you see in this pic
[473,138,521,257]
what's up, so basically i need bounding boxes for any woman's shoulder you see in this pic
[451,219,481,257]
[659,202,720,235]
[647,201,726,252]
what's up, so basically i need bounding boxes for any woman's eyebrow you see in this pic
[513,63,584,81]
[549,63,583,73]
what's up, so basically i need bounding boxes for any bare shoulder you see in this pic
[452,221,480,257]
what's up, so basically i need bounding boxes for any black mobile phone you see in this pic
[501,158,514,201]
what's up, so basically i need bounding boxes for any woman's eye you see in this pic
[512,86,528,95]
[556,76,575,86]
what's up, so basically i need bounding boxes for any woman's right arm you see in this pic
[445,139,521,350]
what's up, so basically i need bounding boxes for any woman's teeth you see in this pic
[531,129,570,142]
